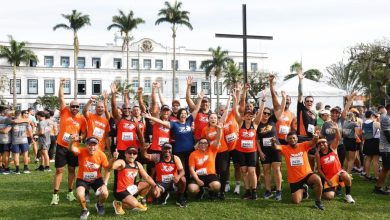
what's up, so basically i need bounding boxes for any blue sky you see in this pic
[1,0,389,78]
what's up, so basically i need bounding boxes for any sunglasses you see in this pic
[126,152,137,155]
[305,100,313,103]
[199,142,208,144]
[70,105,79,108]
[263,112,271,115]
[122,108,131,110]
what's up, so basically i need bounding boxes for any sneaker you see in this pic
[44,168,52,172]
[112,200,125,215]
[35,166,44,171]
[373,187,390,195]
[67,191,76,201]
[95,203,105,215]
[176,197,187,208]
[242,189,252,199]
[263,191,273,199]
[195,187,205,200]
[159,191,170,205]
[2,170,10,175]
[275,191,282,201]
[136,195,147,206]
[225,184,230,193]
[234,185,240,195]
[23,169,31,174]
[132,203,147,211]
[384,186,390,194]
[0,168,4,174]
[314,201,325,210]
[251,190,258,200]
[303,184,309,199]
[51,194,59,205]
[80,209,90,220]
[13,170,21,175]
[85,191,90,203]
[49,159,55,163]
[344,194,355,204]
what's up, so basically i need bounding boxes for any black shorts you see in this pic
[363,138,380,155]
[76,178,104,192]
[236,151,258,167]
[54,145,78,168]
[289,173,315,194]
[381,152,390,169]
[0,144,11,153]
[114,190,131,201]
[260,147,281,164]
[157,181,175,193]
[344,138,358,151]
[190,174,219,187]
[229,149,240,165]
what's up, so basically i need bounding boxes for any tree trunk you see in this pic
[12,64,16,110]
[172,34,176,100]
[126,41,129,82]
[73,32,78,100]
[216,75,220,109]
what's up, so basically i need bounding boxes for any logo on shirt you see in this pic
[241,131,255,138]
[123,123,135,130]
[84,161,100,170]
[126,170,138,179]
[199,116,208,123]
[178,126,191,133]
[197,155,209,165]
[290,152,303,157]
[323,155,336,164]
[161,165,174,172]
[95,121,106,128]
[159,125,170,133]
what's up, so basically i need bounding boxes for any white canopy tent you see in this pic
[264,77,347,115]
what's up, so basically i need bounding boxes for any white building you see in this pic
[0,38,267,110]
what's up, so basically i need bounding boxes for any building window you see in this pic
[44,79,55,94]
[92,80,101,95]
[61,56,70,68]
[44,56,54,67]
[201,82,210,95]
[250,63,258,72]
[78,57,85,68]
[15,104,21,111]
[114,58,122,69]
[27,79,38,94]
[143,59,151,70]
[239,62,244,71]
[175,78,179,94]
[77,80,86,95]
[189,61,196,71]
[10,79,21,94]
[92,58,101,69]
[132,79,139,88]
[131,59,139,69]
[30,59,37,67]
[190,82,197,95]
[79,103,85,113]
[171,60,178,70]
[155,59,163,70]
[144,79,151,93]
[214,82,222,95]
[64,80,71,95]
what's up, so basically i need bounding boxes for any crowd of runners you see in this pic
[1,71,390,219]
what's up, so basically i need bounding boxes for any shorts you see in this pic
[381,152,390,169]
[76,178,104,192]
[157,181,176,193]
[0,144,11,153]
[39,143,50,151]
[236,151,258,167]
[190,174,219,187]
[11,143,29,153]
[289,173,315,194]
[260,147,281,164]
[55,145,78,168]
[229,149,240,165]
[114,190,132,201]
[363,138,380,155]
[344,138,358,151]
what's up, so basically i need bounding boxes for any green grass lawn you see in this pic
[1,160,390,220]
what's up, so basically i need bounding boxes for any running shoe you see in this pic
[303,184,310,199]
[225,183,230,193]
[263,191,273,199]
[51,194,59,205]
[12,170,20,175]
[95,203,105,215]
[2,170,10,175]
[44,167,52,172]
[0,168,4,174]
[275,191,282,201]
[67,191,76,201]
[373,187,390,195]
[176,197,187,208]
[314,201,325,210]
[344,194,355,204]
[112,200,125,215]
[242,189,252,199]
[159,191,170,205]
[195,187,205,200]
[234,185,240,195]
[132,203,147,211]
[23,169,31,174]
[35,166,44,171]
[80,209,90,220]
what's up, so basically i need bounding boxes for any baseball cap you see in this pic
[162,143,172,149]
[349,108,359,114]
[365,110,374,118]
[330,106,341,113]
[86,136,99,145]
[160,104,171,111]
[125,147,138,154]
[172,99,180,106]
[320,109,330,115]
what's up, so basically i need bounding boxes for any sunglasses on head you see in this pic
[70,105,79,108]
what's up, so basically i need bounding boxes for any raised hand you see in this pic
[90,95,97,102]
[281,90,287,99]
[186,76,193,86]
[152,82,158,89]
[198,90,205,99]
[60,78,66,87]
[243,83,250,91]
[102,90,108,100]
[110,83,117,94]
[137,87,143,94]
[269,74,275,83]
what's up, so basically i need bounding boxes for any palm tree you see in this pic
[200,46,232,107]
[0,36,37,109]
[155,1,193,99]
[326,61,363,94]
[53,10,91,100]
[108,10,145,82]
[284,61,323,81]
[223,61,243,90]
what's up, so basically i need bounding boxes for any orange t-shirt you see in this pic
[56,108,86,148]
[76,148,109,182]
[194,112,209,140]
[85,112,110,151]
[223,111,239,151]
[151,122,170,151]
[201,126,228,153]
[188,144,218,176]
[279,141,313,183]
[276,110,295,141]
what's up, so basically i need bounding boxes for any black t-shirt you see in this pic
[297,101,316,137]
[257,114,279,148]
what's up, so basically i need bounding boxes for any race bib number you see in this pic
[62,132,71,143]
[225,133,237,143]
[83,171,97,181]
[196,168,208,176]
[279,125,290,135]
[262,137,272,147]
[122,132,133,141]
[158,137,170,146]
[241,140,254,149]
[290,156,303,166]
[162,174,174,183]
[307,124,315,134]
[126,185,138,195]
[93,127,104,138]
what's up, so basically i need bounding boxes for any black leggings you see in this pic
[216,151,230,193]
[49,135,57,160]
[174,151,192,182]
[337,144,346,167]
